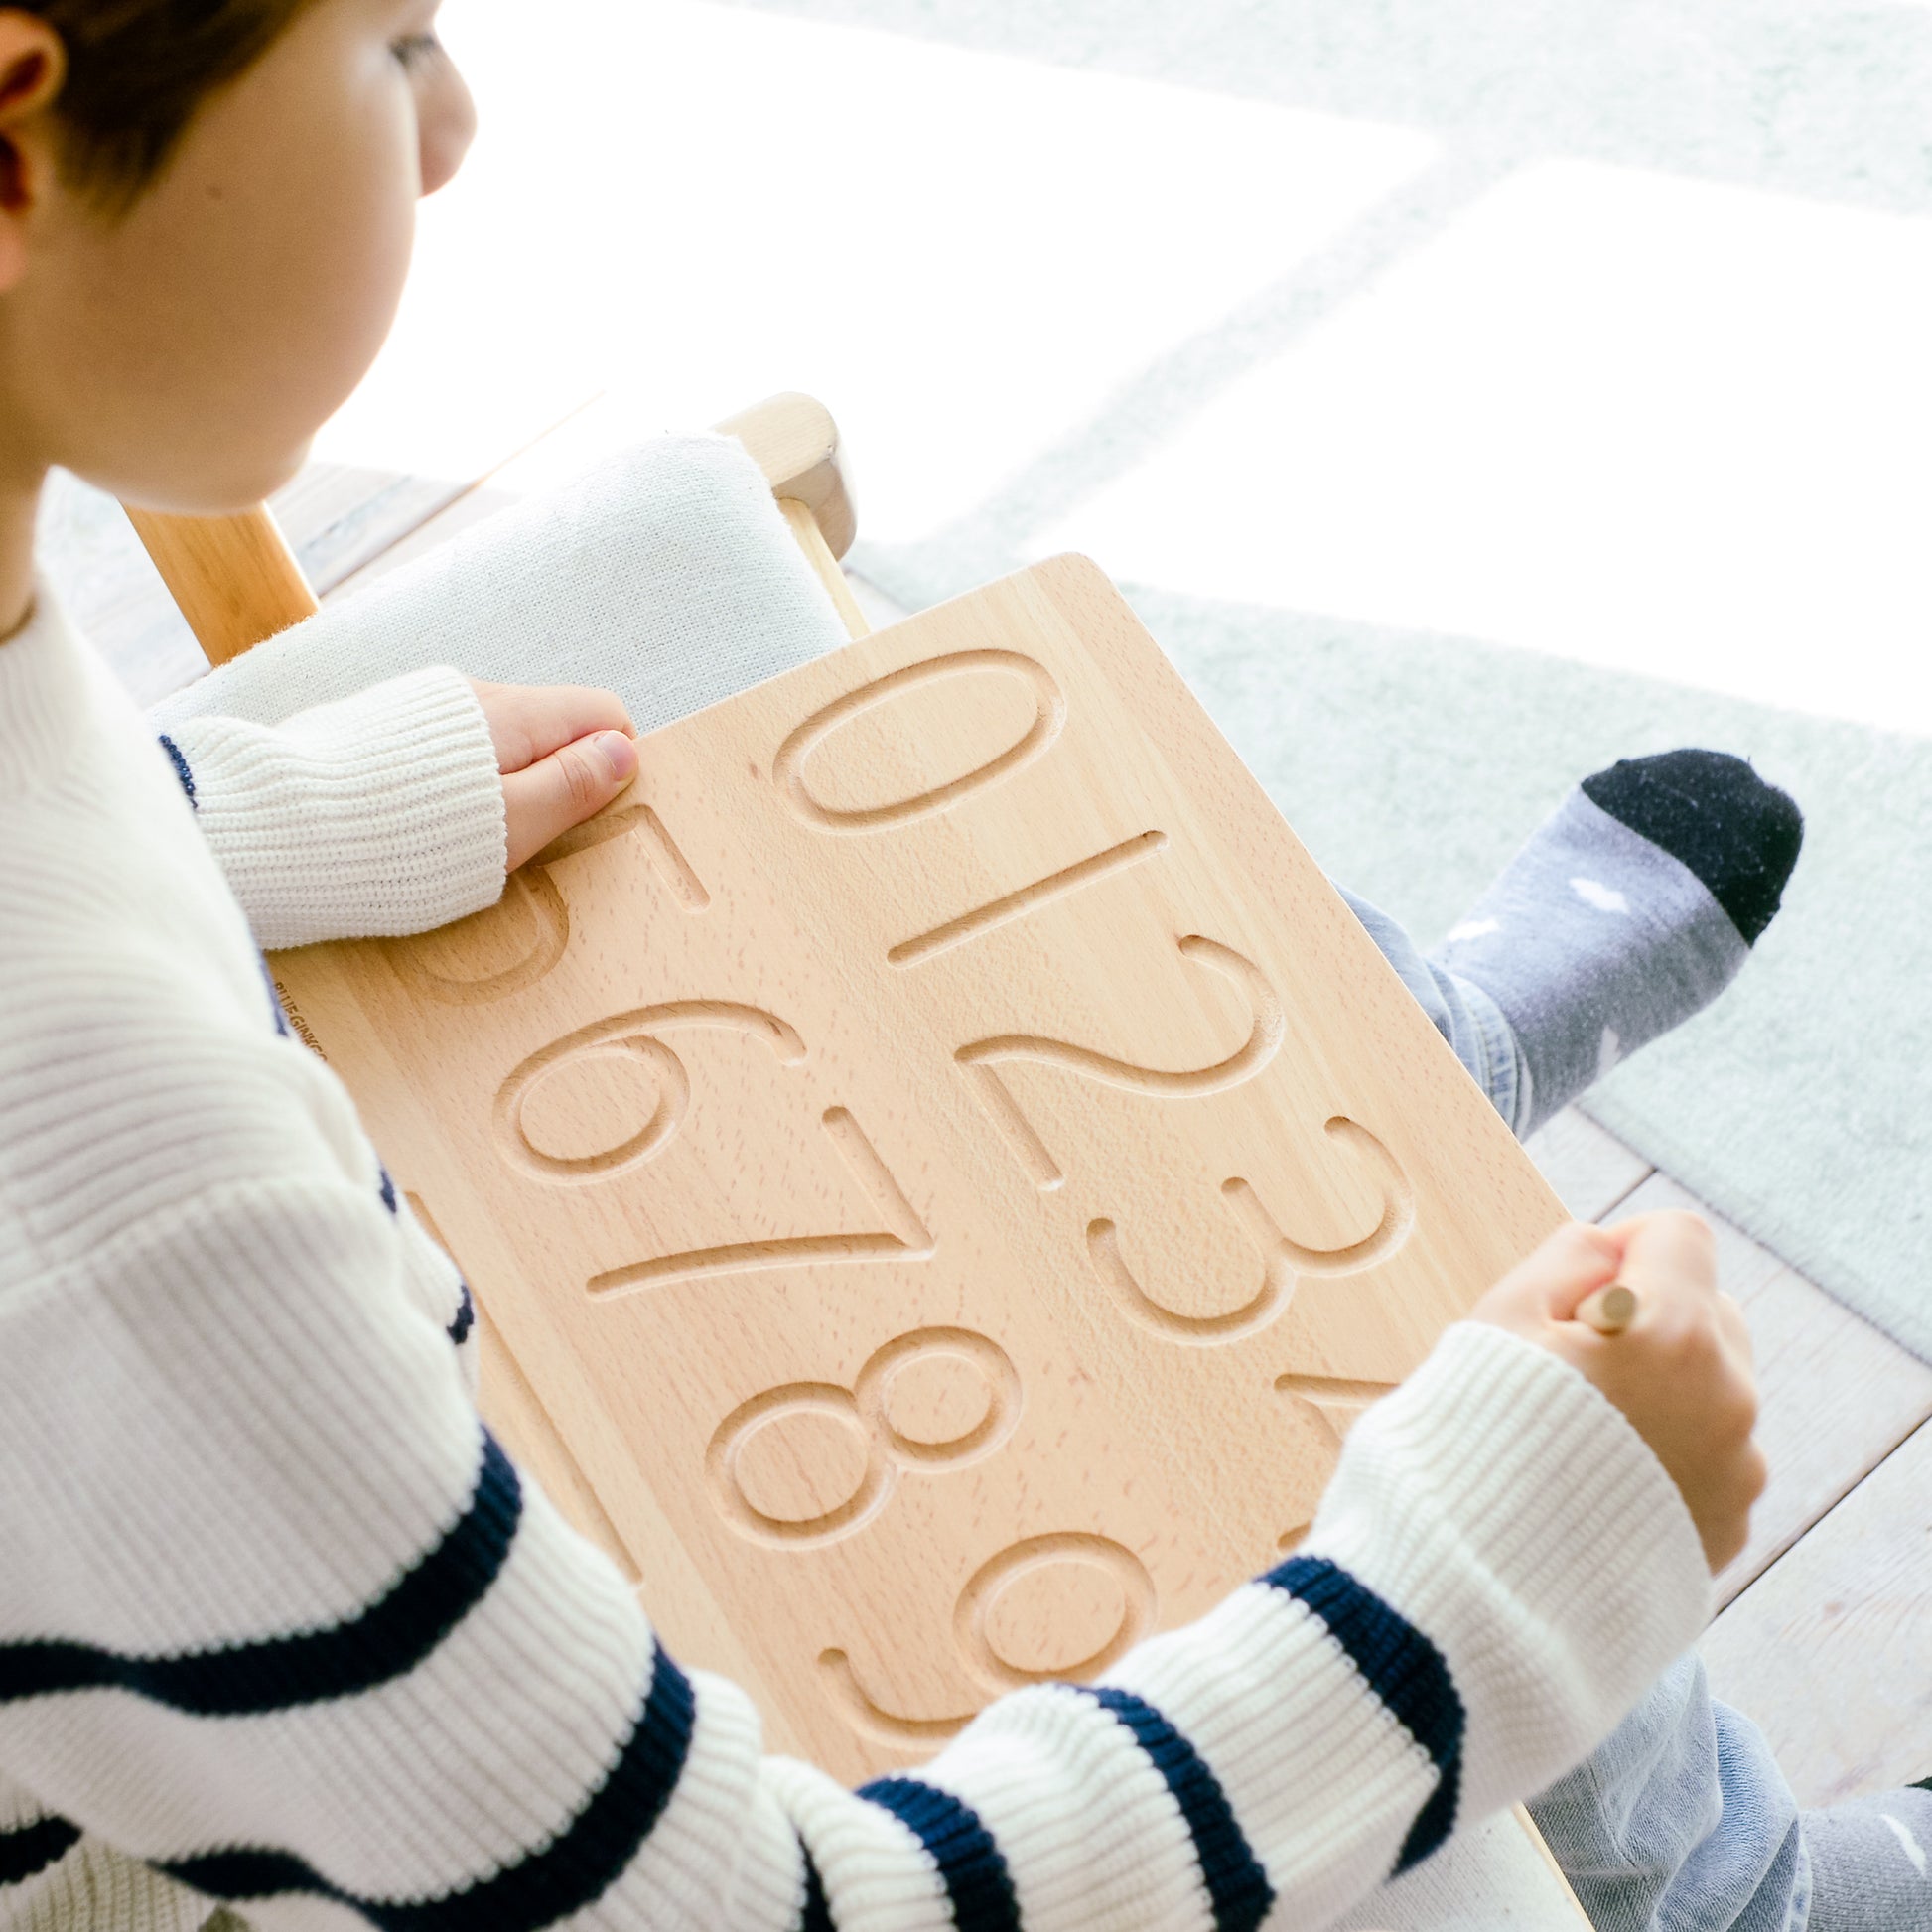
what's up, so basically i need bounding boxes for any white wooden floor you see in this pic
[53,407,1932,1813]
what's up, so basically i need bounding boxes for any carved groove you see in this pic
[496,1003,801,1188]
[889,831,1169,966]
[1230,1119,1417,1278]
[536,802,710,909]
[707,1329,1020,1549]
[957,935,1286,1188]
[817,1649,977,1746]
[1086,1119,1414,1343]
[853,1327,1022,1469]
[705,1385,891,1548]
[588,1106,933,1300]
[821,1108,935,1253]
[1274,1373,1401,1444]
[817,1531,1157,1745]
[773,650,1066,833]
[392,803,709,1008]
[635,808,713,910]
[388,869,570,1006]
[505,1037,690,1182]
[590,1230,910,1300]
[956,1534,1157,1689]
[1087,1214,1291,1343]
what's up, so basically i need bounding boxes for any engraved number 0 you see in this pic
[773,651,1066,833]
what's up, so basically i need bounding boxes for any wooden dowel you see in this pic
[778,495,870,642]
[1577,1282,1639,1335]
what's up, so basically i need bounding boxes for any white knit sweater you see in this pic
[0,592,1712,1932]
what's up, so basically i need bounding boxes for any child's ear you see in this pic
[0,11,66,293]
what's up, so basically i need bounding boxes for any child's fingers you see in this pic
[470,678,634,773]
[501,731,639,871]
[1469,1220,1622,1332]
[1529,1221,1628,1322]
[1605,1211,1719,1325]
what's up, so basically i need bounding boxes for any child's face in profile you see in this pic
[11,0,475,514]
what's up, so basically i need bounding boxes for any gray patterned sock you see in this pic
[1803,1788,1932,1931]
[1431,751,1802,1137]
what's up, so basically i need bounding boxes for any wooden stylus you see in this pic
[1576,1282,1639,1335]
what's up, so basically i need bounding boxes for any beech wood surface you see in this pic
[268,555,1574,1785]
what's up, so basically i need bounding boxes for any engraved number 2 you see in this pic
[956,934,1285,1189]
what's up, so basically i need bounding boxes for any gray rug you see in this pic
[729,0,1932,1351]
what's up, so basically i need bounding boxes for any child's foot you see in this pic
[1432,750,1802,1137]
[1805,1787,1932,1930]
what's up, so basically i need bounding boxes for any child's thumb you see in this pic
[501,730,639,872]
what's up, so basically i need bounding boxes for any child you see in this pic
[0,5,1905,1930]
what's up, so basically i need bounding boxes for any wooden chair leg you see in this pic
[124,502,319,665]
[778,496,869,640]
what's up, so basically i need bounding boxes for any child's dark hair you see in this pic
[26,0,318,200]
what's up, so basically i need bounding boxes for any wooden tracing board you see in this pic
[273,553,1571,1788]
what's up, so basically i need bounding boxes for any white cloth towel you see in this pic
[152,433,851,736]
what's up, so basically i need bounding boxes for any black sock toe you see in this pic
[1580,750,1803,946]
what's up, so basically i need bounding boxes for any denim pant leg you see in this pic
[1338,888,1531,1136]
[1528,1656,1809,1931]
[1342,892,1810,1930]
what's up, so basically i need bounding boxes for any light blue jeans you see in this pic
[1349,888,1810,1932]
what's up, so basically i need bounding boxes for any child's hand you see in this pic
[469,679,640,872]
[1470,1213,1765,1573]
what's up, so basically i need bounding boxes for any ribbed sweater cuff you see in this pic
[163,668,507,949]
[1308,1320,1712,1816]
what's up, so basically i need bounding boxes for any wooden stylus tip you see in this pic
[1578,1282,1639,1336]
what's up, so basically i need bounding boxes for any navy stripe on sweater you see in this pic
[447,1283,476,1347]
[1262,1555,1463,1872]
[0,1815,81,1889]
[256,955,293,1038]
[856,1779,1020,1932]
[0,1431,520,1717]
[1082,1687,1274,1930]
[159,1643,695,1930]
[157,734,196,809]
[796,1842,833,1932]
